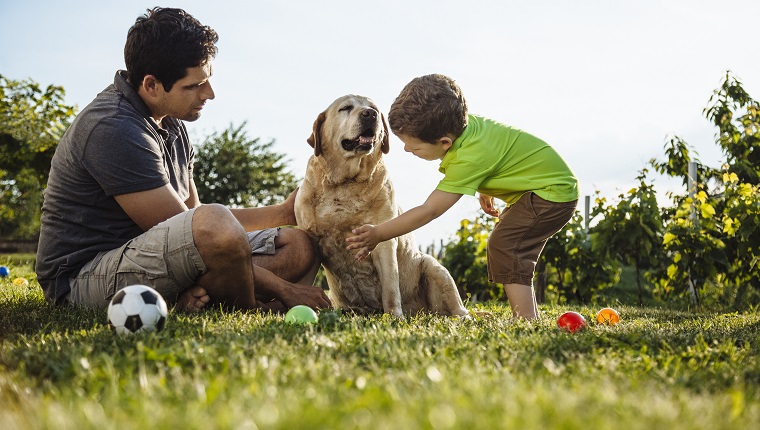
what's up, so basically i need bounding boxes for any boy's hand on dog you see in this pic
[346,224,379,261]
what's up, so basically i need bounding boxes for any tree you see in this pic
[702,72,760,306]
[194,122,299,207]
[590,169,664,305]
[541,207,619,304]
[0,75,75,239]
[704,71,760,185]
[439,213,501,301]
[650,71,760,309]
[717,172,760,306]
[650,135,712,189]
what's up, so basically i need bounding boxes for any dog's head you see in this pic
[307,95,390,157]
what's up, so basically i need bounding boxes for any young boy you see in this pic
[345,74,579,320]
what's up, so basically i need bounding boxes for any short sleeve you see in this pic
[436,159,490,196]
[82,119,169,196]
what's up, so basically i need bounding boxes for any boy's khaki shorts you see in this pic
[64,208,279,308]
[487,192,577,286]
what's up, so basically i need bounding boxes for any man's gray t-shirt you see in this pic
[36,71,194,304]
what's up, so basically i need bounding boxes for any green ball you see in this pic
[285,305,318,324]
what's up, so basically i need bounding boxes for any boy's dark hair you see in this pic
[388,74,468,143]
[124,7,218,92]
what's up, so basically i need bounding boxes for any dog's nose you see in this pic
[361,108,378,119]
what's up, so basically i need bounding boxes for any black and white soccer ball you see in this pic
[107,284,168,335]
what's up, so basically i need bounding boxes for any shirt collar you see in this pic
[114,70,179,137]
[114,70,154,120]
[440,114,476,169]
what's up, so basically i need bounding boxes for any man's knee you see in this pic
[193,204,249,258]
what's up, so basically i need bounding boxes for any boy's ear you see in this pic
[439,136,453,151]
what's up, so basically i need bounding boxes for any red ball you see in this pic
[557,311,587,333]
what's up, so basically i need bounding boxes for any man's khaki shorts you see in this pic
[487,192,577,286]
[64,208,279,308]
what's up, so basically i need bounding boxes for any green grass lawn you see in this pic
[1,257,758,429]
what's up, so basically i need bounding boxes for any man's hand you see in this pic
[345,224,379,261]
[281,188,299,226]
[478,193,500,217]
[251,265,331,310]
[278,283,332,310]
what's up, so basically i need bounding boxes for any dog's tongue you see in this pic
[359,136,374,145]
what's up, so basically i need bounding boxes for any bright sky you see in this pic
[2,0,759,247]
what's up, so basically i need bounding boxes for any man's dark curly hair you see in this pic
[388,74,468,143]
[124,7,218,92]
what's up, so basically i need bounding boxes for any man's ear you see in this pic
[140,75,162,97]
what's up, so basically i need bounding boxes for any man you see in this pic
[36,7,330,312]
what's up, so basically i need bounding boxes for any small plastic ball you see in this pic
[596,307,621,325]
[557,311,587,333]
[285,305,318,324]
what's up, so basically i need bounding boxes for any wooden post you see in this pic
[686,161,700,306]
[688,161,698,222]
[584,195,590,232]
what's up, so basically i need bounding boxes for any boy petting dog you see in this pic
[346,74,579,320]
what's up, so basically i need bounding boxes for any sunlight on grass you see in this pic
[1,259,758,429]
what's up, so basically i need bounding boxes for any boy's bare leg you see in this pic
[504,283,539,320]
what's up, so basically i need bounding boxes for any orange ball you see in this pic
[596,307,620,325]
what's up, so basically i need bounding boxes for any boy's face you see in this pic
[397,134,452,161]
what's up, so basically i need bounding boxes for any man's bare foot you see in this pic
[256,299,287,314]
[175,286,210,313]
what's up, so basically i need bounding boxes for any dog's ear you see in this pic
[306,111,326,156]
[381,112,390,154]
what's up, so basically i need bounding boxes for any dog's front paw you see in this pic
[388,307,404,319]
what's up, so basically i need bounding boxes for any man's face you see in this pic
[157,62,215,122]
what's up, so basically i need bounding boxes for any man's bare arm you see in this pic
[229,188,298,231]
[114,184,188,231]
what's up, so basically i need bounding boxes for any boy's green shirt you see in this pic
[437,114,579,205]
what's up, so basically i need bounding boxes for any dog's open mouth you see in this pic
[342,127,377,152]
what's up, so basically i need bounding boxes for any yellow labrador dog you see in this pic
[294,95,469,318]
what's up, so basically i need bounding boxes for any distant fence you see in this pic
[0,239,38,254]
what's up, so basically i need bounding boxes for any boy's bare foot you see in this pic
[175,286,210,313]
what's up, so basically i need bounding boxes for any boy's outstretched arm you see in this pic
[346,190,462,261]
